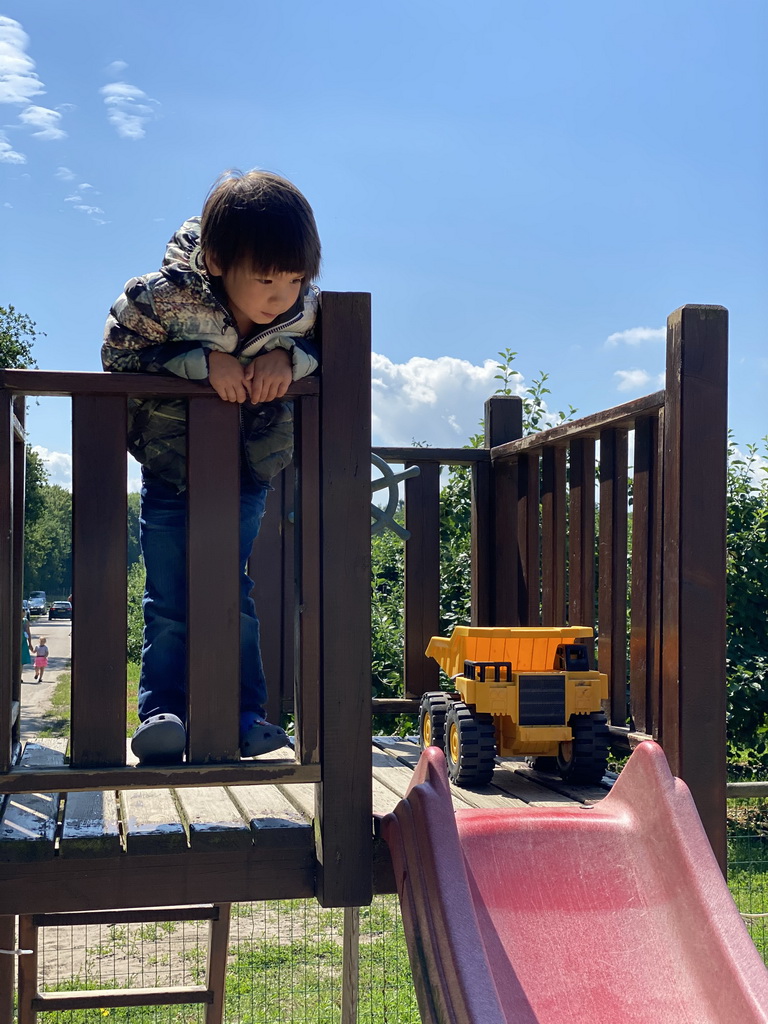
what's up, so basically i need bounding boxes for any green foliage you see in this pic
[726,436,768,770]
[127,559,146,663]
[127,491,142,567]
[24,484,72,594]
[0,303,40,369]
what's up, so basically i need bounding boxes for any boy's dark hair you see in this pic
[201,169,321,280]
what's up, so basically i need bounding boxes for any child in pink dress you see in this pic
[33,638,49,682]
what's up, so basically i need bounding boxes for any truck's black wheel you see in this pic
[418,692,451,751]
[557,712,610,784]
[527,756,558,773]
[444,702,496,786]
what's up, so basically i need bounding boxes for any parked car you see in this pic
[28,592,46,615]
[48,601,72,620]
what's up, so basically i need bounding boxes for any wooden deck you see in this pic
[0,735,610,916]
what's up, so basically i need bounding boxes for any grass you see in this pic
[38,662,141,738]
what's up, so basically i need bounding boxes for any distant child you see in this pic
[102,169,321,765]
[33,637,49,682]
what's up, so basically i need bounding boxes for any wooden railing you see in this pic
[0,292,373,909]
[372,305,729,868]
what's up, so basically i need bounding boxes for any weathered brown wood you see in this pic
[280,464,296,715]
[0,915,17,1024]
[186,398,241,763]
[0,392,13,773]
[316,292,372,907]
[662,305,728,871]
[294,396,321,764]
[32,986,211,1010]
[206,902,231,1024]
[11,400,24,742]
[0,845,316,915]
[540,446,567,626]
[60,790,122,858]
[629,415,660,734]
[373,446,490,465]
[0,758,320,796]
[0,740,67,862]
[486,396,523,625]
[71,396,127,766]
[227,782,309,830]
[371,698,421,714]
[404,460,440,696]
[492,390,665,458]
[342,906,360,1024]
[16,914,36,1024]
[516,453,540,625]
[0,368,319,400]
[568,438,596,641]
[471,456,493,625]
[33,906,219,927]
[253,471,285,725]
[119,788,188,855]
[598,428,628,725]
[173,787,252,851]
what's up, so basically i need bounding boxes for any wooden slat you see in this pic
[280,464,296,715]
[34,906,219,927]
[662,305,728,871]
[32,986,211,1010]
[404,461,440,696]
[187,398,240,763]
[471,456,493,626]
[0,369,319,400]
[71,395,127,766]
[294,396,321,764]
[517,453,540,625]
[0,392,13,772]
[598,428,628,725]
[252,471,285,725]
[11,399,25,740]
[568,438,596,641]
[174,787,252,851]
[316,292,372,907]
[373,447,490,465]
[540,446,567,626]
[59,790,122,857]
[228,783,310,831]
[486,396,523,626]
[0,739,67,861]
[629,415,661,734]
[119,788,187,855]
[0,915,17,1024]
[206,902,231,1024]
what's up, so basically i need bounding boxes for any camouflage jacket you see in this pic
[102,218,319,491]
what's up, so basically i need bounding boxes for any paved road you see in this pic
[20,616,71,739]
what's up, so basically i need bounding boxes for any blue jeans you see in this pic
[138,470,270,724]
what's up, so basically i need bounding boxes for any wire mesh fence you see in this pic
[728,795,768,965]
[28,896,420,1024]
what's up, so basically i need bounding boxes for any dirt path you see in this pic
[20,617,71,739]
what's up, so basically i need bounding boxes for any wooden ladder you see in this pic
[16,903,231,1023]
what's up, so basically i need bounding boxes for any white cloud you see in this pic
[100,81,159,139]
[0,16,44,105]
[18,104,66,140]
[372,353,526,446]
[106,60,128,76]
[605,326,665,348]
[33,446,72,489]
[3,201,11,208]
[0,130,25,163]
[614,368,665,393]
[55,166,75,180]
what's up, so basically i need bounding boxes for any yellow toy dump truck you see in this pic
[419,626,609,786]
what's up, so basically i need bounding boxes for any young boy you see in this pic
[102,169,321,765]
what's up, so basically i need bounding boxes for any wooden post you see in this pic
[486,396,523,626]
[0,916,17,1024]
[316,292,372,908]
[341,906,360,1024]
[661,305,728,872]
[568,438,596,641]
[598,428,628,725]
[540,446,567,626]
[0,391,14,772]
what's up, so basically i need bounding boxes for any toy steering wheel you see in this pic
[371,453,420,541]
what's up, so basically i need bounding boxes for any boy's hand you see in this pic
[208,350,248,403]
[245,349,293,404]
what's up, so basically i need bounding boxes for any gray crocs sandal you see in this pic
[240,719,289,758]
[131,713,186,765]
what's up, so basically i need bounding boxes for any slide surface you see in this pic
[381,742,768,1024]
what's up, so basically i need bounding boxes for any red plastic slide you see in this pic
[380,742,768,1023]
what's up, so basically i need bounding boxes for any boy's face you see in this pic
[207,255,304,328]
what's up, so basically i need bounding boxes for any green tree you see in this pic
[0,304,41,369]
[127,491,142,567]
[24,485,72,594]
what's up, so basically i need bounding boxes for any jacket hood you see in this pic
[162,217,208,277]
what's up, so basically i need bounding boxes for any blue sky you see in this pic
[1,1,765,488]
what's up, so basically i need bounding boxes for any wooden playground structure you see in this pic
[0,299,729,1019]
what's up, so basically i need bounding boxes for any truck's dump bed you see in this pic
[381,742,768,1024]
[426,625,594,678]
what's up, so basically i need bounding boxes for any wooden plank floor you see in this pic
[0,736,613,913]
